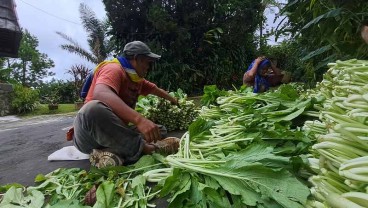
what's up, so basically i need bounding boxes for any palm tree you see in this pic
[56,3,113,64]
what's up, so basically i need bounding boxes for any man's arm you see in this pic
[243,56,264,85]
[93,83,161,143]
[151,87,178,105]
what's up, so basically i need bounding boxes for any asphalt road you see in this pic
[0,114,184,191]
[0,114,188,207]
[0,114,89,186]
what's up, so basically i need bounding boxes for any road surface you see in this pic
[0,114,89,186]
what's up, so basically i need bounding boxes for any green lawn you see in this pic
[20,104,78,117]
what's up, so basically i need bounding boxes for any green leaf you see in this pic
[131,175,146,198]
[302,8,342,30]
[226,143,290,170]
[210,164,310,208]
[34,174,47,183]
[0,187,45,208]
[168,172,191,202]
[301,45,332,61]
[132,155,156,169]
[199,183,231,208]
[160,169,181,197]
[93,181,115,208]
[271,106,306,122]
[188,118,215,141]
[0,183,24,193]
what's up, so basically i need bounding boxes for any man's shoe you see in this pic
[153,137,180,155]
[89,149,123,169]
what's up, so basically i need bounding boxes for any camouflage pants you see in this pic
[73,100,166,164]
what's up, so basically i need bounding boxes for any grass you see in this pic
[19,97,202,118]
[20,104,78,118]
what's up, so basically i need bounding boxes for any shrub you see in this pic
[11,84,40,114]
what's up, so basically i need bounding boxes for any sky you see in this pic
[13,0,283,81]
[14,0,106,81]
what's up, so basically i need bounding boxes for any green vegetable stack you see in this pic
[136,89,199,131]
[153,84,319,208]
[306,59,368,208]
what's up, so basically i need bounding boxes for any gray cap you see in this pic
[123,41,161,59]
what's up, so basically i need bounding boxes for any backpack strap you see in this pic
[80,58,144,99]
[80,59,121,99]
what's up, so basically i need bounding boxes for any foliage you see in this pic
[200,85,229,106]
[19,104,77,117]
[66,64,91,100]
[45,90,60,105]
[103,0,263,95]
[0,58,13,83]
[37,79,76,104]
[275,0,368,84]
[136,89,199,131]
[159,84,318,207]
[257,0,283,49]
[8,29,55,87]
[10,84,40,114]
[0,156,165,207]
[261,40,317,88]
[56,3,113,65]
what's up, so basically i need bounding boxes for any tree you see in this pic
[37,79,75,104]
[9,29,54,87]
[0,58,11,83]
[66,64,90,100]
[103,0,263,94]
[276,0,368,79]
[258,0,283,49]
[56,3,113,64]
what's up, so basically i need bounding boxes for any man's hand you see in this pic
[136,117,160,143]
[255,56,265,65]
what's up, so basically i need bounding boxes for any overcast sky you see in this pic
[13,0,282,82]
[14,0,106,81]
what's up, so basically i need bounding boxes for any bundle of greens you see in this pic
[305,59,368,208]
[135,89,199,131]
[150,84,320,208]
[0,155,166,208]
[0,84,318,208]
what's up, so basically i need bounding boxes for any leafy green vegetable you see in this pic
[306,59,368,207]
[93,181,115,208]
[0,186,44,208]
[136,89,199,131]
[165,143,310,208]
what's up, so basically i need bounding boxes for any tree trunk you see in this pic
[22,60,26,86]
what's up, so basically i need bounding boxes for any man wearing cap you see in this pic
[72,41,180,168]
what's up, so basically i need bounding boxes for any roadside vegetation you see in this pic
[19,104,77,117]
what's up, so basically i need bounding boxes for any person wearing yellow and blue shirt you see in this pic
[243,56,284,93]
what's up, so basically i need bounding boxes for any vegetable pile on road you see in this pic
[1,84,318,208]
[0,156,167,208]
[2,59,368,207]
[155,84,318,208]
[305,59,368,208]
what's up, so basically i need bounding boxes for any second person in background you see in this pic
[243,56,284,93]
